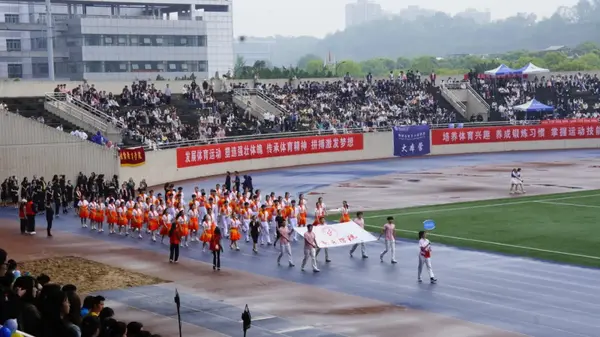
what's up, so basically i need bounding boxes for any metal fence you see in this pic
[140,120,540,151]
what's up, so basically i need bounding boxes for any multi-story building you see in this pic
[345,0,383,29]
[0,0,234,81]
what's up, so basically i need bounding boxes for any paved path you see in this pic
[2,149,600,337]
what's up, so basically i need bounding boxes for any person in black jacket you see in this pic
[249,215,261,253]
[224,171,231,192]
[45,201,54,237]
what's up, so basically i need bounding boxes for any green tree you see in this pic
[297,54,323,70]
[336,60,363,77]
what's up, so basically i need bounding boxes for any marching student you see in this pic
[349,212,368,258]
[276,222,294,267]
[287,200,299,241]
[199,214,213,252]
[379,216,397,264]
[229,213,242,250]
[258,204,271,245]
[240,202,252,242]
[418,231,437,284]
[78,196,89,228]
[339,201,351,222]
[45,200,54,237]
[314,216,331,263]
[301,224,319,272]
[148,205,160,242]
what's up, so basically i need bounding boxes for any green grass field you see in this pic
[327,190,600,267]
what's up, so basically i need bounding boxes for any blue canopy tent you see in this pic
[514,63,550,75]
[484,64,517,76]
[513,99,554,112]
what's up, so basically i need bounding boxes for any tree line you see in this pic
[233,42,600,80]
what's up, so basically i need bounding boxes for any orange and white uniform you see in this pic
[340,206,351,223]
[89,201,97,221]
[258,209,271,245]
[159,214,171,237]
[78,200,89,219]
[313,207,324,225]
[220,204,232,236]
[148,210,159,232]
[107,203,117,224]
[125,201,134,221]
[131,207,143,230]
[240,207,252,241]
[188,208,200,232]
[298,204,307,226]
[117,205,127,227]
[200,219,212,243]
[97,202,105,223]
[229,218,241,242]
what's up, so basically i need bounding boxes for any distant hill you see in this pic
[237,2,600,66]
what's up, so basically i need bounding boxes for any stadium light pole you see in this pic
[45,0,55,81]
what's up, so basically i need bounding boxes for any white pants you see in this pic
[260,221,271,244]
[315,247,329,260]
[350,242,367,257]
[220,216,230,236]
[380,239,396,261]
[278,242,293,265]
[242,219,250,241]
[301,247,318,271]
[288,218,298,240]
[418,255,435,279]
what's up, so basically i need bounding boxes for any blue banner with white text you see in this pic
[393,125,431,157]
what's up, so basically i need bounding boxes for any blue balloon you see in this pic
[80,308,89,317]
[0,326,12,337]
[423,219,436,231]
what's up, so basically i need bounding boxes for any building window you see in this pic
[117,36,127,46]
[84,35,101,46]
[32,63,48,78]
[198,35,207,47]
[105,61,128,73]
[4,14,19,23]
[31,37,47,50]
[6,39,21,52]
[85,61,102,73]
[7,64,23,78]
[104,36,114,45]
[198,60,208,72]
[130,36,139,46]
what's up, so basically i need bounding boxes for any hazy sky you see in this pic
[232,0,579,38]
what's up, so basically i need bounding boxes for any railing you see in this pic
[45,92,127,130]
[138,120,540,151]
[234,88,291,116]
[464,82,491,111]
[439,85,468,116]
[44,93,112,133]
[231,89,271,120]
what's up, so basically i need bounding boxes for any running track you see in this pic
[3,149,600,337]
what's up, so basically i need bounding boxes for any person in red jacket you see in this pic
[210,227,224,270]
[18,199,27,234]
[169,212,183,263]
[25,199,36,235]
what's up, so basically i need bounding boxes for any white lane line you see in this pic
[275,326,315,333]
[363,192,600,218]
[535,201,600,209]
[363,225,600,260]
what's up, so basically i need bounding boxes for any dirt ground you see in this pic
[314,158,600,211]
[19,256,166,294]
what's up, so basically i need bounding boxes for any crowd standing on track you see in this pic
[1,172,438,283]
[0,248,163,337]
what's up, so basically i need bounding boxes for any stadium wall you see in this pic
[0,111,120,183]
[120,131,600,187]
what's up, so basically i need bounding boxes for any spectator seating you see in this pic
[472,74,600,122]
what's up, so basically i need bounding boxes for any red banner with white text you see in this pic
[540,119,599,125]
[119,147,146,167]
[176,134,364,168]
[432,124,600,145]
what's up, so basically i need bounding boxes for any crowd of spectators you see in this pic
[0,248,162,337]
[242,73,456,132]
[470,72,600,122]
